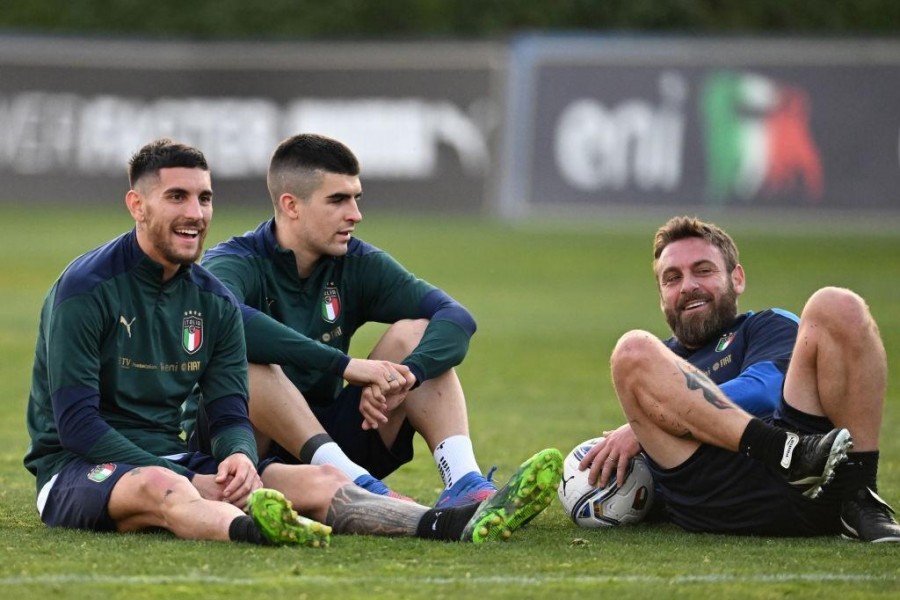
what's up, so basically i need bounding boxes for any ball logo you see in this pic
[631,486,650,510]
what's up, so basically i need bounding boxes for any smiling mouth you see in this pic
[681,298,710,312]
[174,226,203,240]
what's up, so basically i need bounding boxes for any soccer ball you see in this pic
[557,437,655,527]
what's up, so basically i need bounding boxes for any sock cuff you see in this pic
[415,508,439,539]
[738,418,768,455]
[229,515,266,545]
[300,433,334,464]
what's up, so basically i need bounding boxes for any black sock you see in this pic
[831,450,879,499]
[229,515,269,545]
[738,418,790,468]
[299,433,334,464]
[415,503,480,541]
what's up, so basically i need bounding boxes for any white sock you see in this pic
[311,441,369,481]
[433,435,481,490]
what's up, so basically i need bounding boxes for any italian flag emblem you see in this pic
[321,286,341,323]
[716,331,736,352]
[182,311,203,354]
[87,463,116,483]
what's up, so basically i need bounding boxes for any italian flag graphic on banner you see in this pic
[322,286,341,323]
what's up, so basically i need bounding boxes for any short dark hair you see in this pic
[652,216,740,275]
[128,138,208,188]
[267,133,360,203]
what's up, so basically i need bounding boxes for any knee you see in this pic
[129,466,194,502]
[804,287,877,339]
[380,319,428,356]
[315,463,352,494]
[248,362,288,386]
[249,362,278,378]
[610,330,660,381]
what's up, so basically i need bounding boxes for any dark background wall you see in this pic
[3,0,899,39]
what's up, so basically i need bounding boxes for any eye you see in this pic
[661,274,681,286]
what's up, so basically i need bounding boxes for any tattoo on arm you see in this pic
[325,484,426,536]
[677,363,731,409]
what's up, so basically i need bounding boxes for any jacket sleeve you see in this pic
[359,252,476,384]
[198,300,259,465]
[721,309,798,417]
[206,254,351,376]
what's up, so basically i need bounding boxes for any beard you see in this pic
[664,284,739,348]
[144,212,206,266]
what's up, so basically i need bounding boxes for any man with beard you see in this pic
[580,216,899,542]
[24,138,563,547]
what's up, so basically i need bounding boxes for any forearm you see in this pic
[403,319,472,383]
[719,362,784,417]
[243,309,349,375]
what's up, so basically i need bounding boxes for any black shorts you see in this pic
[38,453,219,532]
[646,399,842,536]
[265,385,416,480]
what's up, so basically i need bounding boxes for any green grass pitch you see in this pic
[0,204,898,599]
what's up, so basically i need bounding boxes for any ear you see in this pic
[731,263,746,295]
[278,193,302,219]
[125,189,144,223]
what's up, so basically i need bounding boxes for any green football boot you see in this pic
[247,488,332,548]
[461,448,563,544]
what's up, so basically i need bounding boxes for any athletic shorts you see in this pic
[189,383,417,479]
[266,385,416,480]
[646,398,843,536]
[37,453,219,532]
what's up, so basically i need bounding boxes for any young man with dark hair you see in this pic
[192,133,498,507]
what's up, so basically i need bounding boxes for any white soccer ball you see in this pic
[557,437,655,527]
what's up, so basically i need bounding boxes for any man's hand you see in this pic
[192,453,262,509]
[358,375,415,431]
[344,358,413,396]
[579,423,642,489]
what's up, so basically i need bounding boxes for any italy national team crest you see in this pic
[321,286,341,323]
[87,463,116,483]
[716,331,736,352]
[182,311,203,354]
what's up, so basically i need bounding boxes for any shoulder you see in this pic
[343,238,408,273]
[54,231,141,306]
[746,309,800,327]
[738,310,799,350]
[188,264,242,309]
[663,336,688,357]
[346,237,385,258]
[203,220,273,264]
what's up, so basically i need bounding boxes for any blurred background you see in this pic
[2,7,900,588]
[2,0,900,224]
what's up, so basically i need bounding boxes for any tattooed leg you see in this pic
[610,330,753,468]
[325,484,428,536]
[677,363,732,410]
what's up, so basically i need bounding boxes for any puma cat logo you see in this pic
[119,315,136,338]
